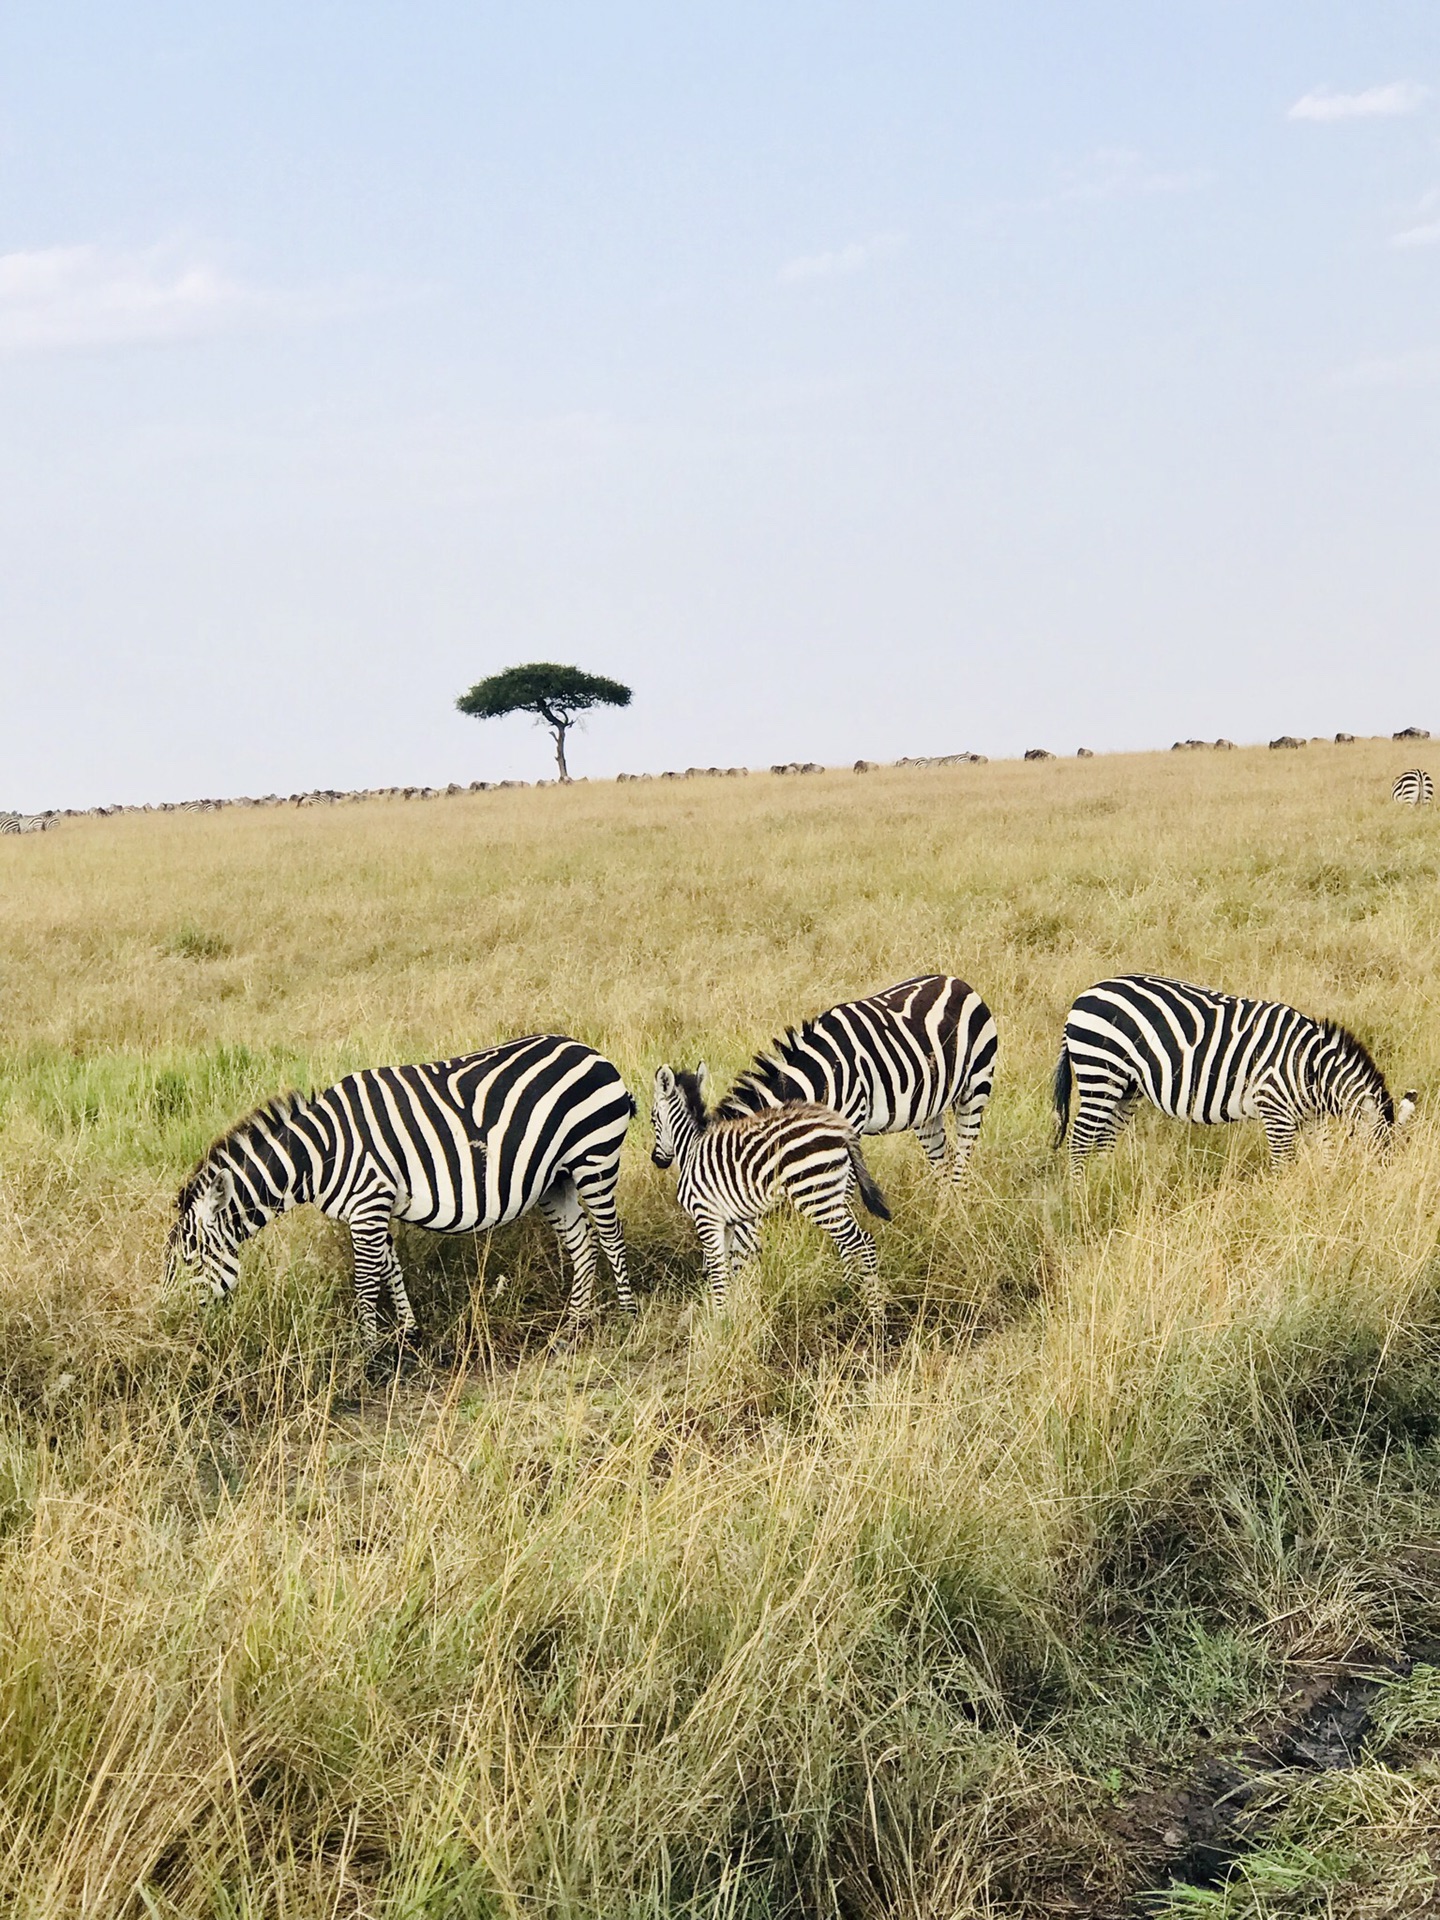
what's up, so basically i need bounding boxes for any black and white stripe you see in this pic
[166,1035,636,1335]
[1,813,54,834]
[716,974,997,1180]
[1393,770,1433,805]
[1055,974,1415,1169]
[651,1064,891,1313]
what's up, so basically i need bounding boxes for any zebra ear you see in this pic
[655,1065,675,1097]
[197,1166,234,1220]
[697,1061,711,1098]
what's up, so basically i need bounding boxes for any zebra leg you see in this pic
[796,1192,883,1321]
[1257,1105,1299,1164]
[537,1175,601,1322]
[695,1216,732,1306]
[571,1162,634,1313]
[727,1220,761,1275]
[912,1115,949,1176]
[382,1243,418,1336]
[1068,1079,1136,1174]
[347,1208,400,1342]
[947,1094,989,1180]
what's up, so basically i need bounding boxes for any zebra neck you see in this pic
[227,1100,320,1228]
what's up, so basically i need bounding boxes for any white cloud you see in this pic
[778,232,904,286]
[1391,188,1440,248]
[1046,147,1213,206]
[0,242,360,355]
[1288,81,1429,122]
[1392,219,1440,248]
[969,150,1213,230]
[1335,345,1440,388]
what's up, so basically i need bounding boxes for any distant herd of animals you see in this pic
[2,729,1434,829]
[167,971,1418,1345]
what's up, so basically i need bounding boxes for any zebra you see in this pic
[166,1035,637,1337]
[0,813,53,833]
[1054,974,1416,1170]
[716,975,997,1181]
[1392,770,1433,805]
[651,1064,891,1314]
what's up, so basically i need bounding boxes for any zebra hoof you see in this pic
[364,1334,421,1384]
[866,1306,896,1351]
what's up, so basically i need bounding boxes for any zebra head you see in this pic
[166,1162,243,1301]
[1309,1024,1416,1149]
[651,1063,710,1168]
[1371,1086,1420,1152]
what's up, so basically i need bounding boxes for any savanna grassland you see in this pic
[5,743,1440,1918]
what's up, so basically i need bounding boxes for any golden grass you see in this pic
[2,742,1440,1916]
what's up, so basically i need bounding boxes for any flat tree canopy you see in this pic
[456,663,632,781]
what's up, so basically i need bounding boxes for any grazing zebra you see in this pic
[717,975,997,1181]
[166,1035,636,1337]
[1055,974,1415,1170]
[1393,769,1433,805]
[651,1064,890,1312]
[0,813,53,833]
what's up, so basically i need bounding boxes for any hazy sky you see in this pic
[3,4,1438,806]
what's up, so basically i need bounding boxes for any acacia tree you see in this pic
[455,663,633,783]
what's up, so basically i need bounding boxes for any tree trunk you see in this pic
[552,725,570,782]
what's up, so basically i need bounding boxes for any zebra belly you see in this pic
[850,1058,952,1133]
[388,1152,563,1232]
[1133,1073,1253,1125]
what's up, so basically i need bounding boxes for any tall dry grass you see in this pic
[3,743,1440,1916]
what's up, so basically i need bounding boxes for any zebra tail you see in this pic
[848,1140,891,1220]
[1052,1045,1072,1150]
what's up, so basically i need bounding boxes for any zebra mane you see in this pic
[1315,1020,1393,1119]
[715,1021,816,1119]
[177,1089,310,1208]
[672,1069,712,1132]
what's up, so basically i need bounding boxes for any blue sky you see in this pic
[2,4,1437,805]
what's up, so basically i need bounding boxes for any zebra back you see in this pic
[682,1102,889,1215]
[1392,770,1433,805]
[716,974,996,1134]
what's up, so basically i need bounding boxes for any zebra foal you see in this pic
[167,1035,636,1337]
[1393,770,1433,805]
[651,1064,891,1314]
[1055,974,1415,1171]
[718,974,997,1181]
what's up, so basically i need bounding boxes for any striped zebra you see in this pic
[1393,770,1433,805]
[166,1035,636,1337]
[0,813,53,833]
[1055,974,1415,1170]
[651,1064,891,1313]
[716,974,997,1180]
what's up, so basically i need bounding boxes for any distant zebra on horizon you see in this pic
[652,1064,891,1313]
[717,974,997,1180]
[1,813,54,834]
[1055,974,1415,1170]
[167,1035,636,1336]
[1392,770,1433,805]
